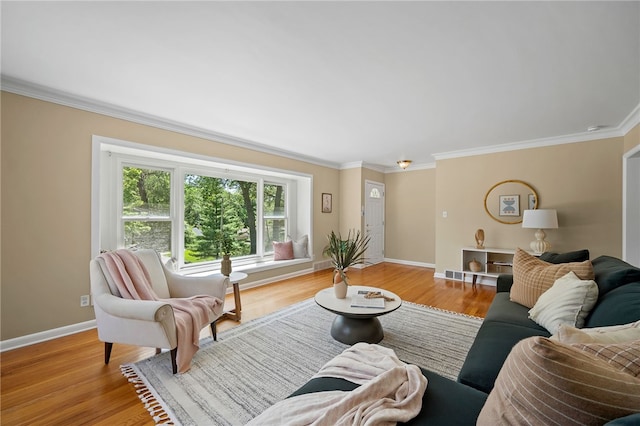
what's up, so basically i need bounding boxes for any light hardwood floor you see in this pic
[1,263,495,425]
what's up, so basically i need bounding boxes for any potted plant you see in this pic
[323,229,370,298]
[217,230,234,276]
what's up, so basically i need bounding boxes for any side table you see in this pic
[221,271,247,321]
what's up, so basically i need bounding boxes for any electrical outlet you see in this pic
[80,295,91,307]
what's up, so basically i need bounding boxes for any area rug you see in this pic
[121,298,483,425]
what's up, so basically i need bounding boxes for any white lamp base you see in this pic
[530,228,551,254]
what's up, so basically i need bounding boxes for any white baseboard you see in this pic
[313,260,333,271]
[1,268,316,352]
[234,267,315,291]
[0,320,97,352]
[384,258,435,269]
[2,260,446,351]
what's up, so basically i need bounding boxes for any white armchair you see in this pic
[89,249,228,373]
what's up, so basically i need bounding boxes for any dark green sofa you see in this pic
[458,252,640,394]
[288,252,640,425]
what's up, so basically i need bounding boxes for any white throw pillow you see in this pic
[291,234,309,258]
[552,321,640,344]
[528,271,599,334]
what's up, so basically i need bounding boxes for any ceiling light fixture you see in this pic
[587,125,601,132]
[397,160,412,170]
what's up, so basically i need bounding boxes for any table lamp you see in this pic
[522,209,558,254]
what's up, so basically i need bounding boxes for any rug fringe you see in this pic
[121,364,180,425]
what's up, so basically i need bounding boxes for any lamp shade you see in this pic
[522,209,558,229]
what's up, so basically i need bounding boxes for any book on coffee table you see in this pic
[350,294,385,309]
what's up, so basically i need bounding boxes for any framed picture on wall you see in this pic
[322,193,332,213]
[499,195,520,217]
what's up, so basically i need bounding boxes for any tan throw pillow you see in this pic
[477,337,640,425]
[572,340,640,377]
[528,271,599,334]
[553,321,640,344]
[510,248,594,308]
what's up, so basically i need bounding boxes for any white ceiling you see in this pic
[2,1,639,169]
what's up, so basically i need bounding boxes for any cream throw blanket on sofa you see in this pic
[99,250,222,373]
[246,343,428,425]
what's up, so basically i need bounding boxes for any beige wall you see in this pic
[435,137,626,274]
[338,166,385,236]
[338,167,362,235]
[1,90,637,341]
[625,123,640,153]
[385,168,436,264]
[1,92,340,340]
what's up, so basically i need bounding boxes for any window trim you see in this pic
[92,135,313,274]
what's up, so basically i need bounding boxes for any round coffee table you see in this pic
[314,285,402,345]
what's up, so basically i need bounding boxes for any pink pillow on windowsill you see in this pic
[273,241,294,260]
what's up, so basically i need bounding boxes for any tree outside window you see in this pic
[122,166,172,254]
[112,153,298,271]
[183,174,257,264]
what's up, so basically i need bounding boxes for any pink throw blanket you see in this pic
[99,250,222,373]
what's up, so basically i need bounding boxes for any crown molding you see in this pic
[620,103,640,135]
[339,161,365,170]
[433,102,640,161]
[1,75,341,170]
[433,126,630,161]
[340,160,436,174]
[384,162,436,173]
[4,75,638,168]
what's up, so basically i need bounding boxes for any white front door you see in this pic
[365,181,385,265]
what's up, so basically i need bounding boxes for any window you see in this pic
[183,173,257,264]
[122,166,173,255]
[95,136,312,273]
[263,183,287,252]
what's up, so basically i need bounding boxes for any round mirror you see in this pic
[484,180,538,224]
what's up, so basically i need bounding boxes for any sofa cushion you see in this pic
[592,255,640,296]
[483,292,548,331]
[539,249,590,263]
[528,271,599,333]
[496,249,590,293]
[510,248,594,308]
[290,368,488,425]
[289,376,359,395]
[585,282,640,327]
[573,340,640,377]
[553,321,640,344]
[606,413,640,425]
[477,337,640,425]
[457,321,550,394]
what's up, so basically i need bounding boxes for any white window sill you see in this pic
[183,257,313,277]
